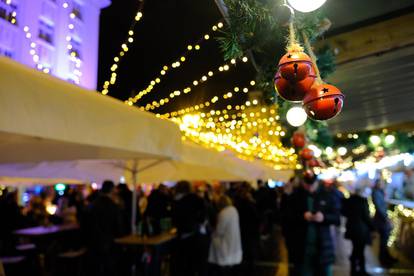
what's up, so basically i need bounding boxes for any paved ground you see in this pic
[255,225,414,276]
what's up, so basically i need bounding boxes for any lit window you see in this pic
[0,0,18,26]
[71,2,83,21]
[0,47,13,58]
[38,20,54,44]
[69,39,82,59]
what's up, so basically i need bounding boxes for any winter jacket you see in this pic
[342,194,375,244]
[372,188,392,234]
[208,206,242,266]
[285,186,340,265]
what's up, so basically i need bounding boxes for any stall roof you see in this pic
[0,57,181,163]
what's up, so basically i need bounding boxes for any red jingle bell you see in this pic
[274,65,317,102]
[278,51,313,82]
[303,83,344,121]
[292,132,306,148]
[307,158,319,167]
[301,148,314,160]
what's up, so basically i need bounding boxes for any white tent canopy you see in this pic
[0,57,181,163]
[0,142,264,184]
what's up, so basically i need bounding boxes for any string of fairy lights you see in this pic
[101,2,145,95]
[64,2,83,84]
[93,2,295,169]
[3,0,17,25]
[22,26,48,73]
[160,80,256,118]
[4,0,46,73]
[130,56,250,110]
[13,1,81,76]
[127,22,225,104]
[169,105,296,169]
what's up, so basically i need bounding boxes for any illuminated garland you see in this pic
[63,2,82,84]
[161,80,256,118]
[101,1,145,95]
[170,106,296,169]
[128,22,225,104]
[3,0,17,25]
[22,26,50,73]
[132,56,250,110]
[6,0,46,73]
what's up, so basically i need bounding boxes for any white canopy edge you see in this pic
[0,57,181,163]
[0,143,267,184]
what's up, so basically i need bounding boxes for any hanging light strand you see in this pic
[63,2,83,84]
[3,0,17,25]
[101,0,145,95]
[22,26,52,73]
[129,22,225,103]
[171,106,295,169]
[129,56,249,110]
[161,80,256,118]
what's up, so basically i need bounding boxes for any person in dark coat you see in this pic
[342,187,375,276]
[0,191,24,254]
[285,173,340,276]
[145,184,171,234]
[82,180,123,276]
[171,180,209,276]
[280,177,297,263]
[234,183,260,276]
[116,183,133,235]
[372,179,397,266]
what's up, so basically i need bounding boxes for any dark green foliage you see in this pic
[316,45,336,79]
[305,120,334,148]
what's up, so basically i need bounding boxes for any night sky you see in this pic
[97,0,256,114]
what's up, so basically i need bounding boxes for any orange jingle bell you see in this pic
[300,148,314,160]
[303,83,344,121]
[274,64,317,102]
[278,51,313,82]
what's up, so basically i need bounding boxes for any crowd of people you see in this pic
[0,175,398,276]
[281,175,397,276]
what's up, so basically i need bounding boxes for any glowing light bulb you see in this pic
[308,145,322,158]
[369,135,381,146]
[287,0,327,13]
[338,147,347,156]
[286,106,307,127]
[385,134,395,145]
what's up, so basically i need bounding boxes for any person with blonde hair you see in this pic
[209,195,242,276]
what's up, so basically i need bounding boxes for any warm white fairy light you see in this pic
[22,26,50,74]
[65,2,82,84]
[101,6,145,95]
[137,56,247,111]
[160,81,256,118]
[128,22,225,103]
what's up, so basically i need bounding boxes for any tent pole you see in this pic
[131,160,138,235]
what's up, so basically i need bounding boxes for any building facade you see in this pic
[0,0,110,90]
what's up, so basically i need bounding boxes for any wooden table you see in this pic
[115,231,176,246]
[115,231,177,276]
